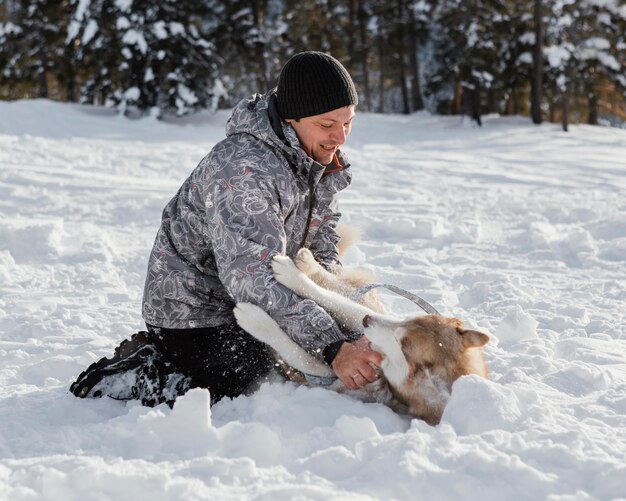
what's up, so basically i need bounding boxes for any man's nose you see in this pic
[330,127,347,145]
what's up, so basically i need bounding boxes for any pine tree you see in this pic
[544,0,626,129]
[497,1,534,116]
[531,0,543,124]
[427,0,509,122]
[212,0,288,103]
[66,0,224,116]
[65,0,117,105]
[407,0,429,112]
[0,0,65,99]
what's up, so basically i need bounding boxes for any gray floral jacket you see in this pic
[142,91,352,360]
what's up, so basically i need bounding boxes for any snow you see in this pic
[1,99,626,500]
[545,45,572,68]
[122,30,148,55]
[0,21,22,37]
[66,0,94,43]
[583,37,611,50]
[117,17,131,31]
[82,19,99,46]
[115,0,133,13]
[169,22,185,37]
[123,86,140,101]
[152,21,167,40]
[177,84,199,107]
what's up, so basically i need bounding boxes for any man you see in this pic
[70,51,382,407]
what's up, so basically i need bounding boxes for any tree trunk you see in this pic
[38,51,49,98]
[463,85,482,126]
[548,80,557,122]
[63,45,76,102]
[66,73,75,102]
[378,31,385,113]
[531,0,543,124]
[505,90,514,115]
[357,2,371,111]
[506,86,519,115]
[396,0,410,114]
[347,0,357,77]
[588,89,598,125]
[487,88,496,114]
[38,70,48,98]
[561,92,569,132]
[452,77,462,115]
[253,0,268,90]
[407,9,423,111]
[321,0,335,51]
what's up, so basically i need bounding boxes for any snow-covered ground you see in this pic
[1,99,625,500]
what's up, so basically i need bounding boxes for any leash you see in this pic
[349,283,440,315]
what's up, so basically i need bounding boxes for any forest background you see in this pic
[1,0,625,129]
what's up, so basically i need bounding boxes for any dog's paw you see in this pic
[272,254,306,291]
[233,302,263,331]
[294,248,322,275]
[233,303,279,341]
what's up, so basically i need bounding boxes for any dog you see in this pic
[234,244,489,425]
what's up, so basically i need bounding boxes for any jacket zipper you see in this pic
[299,180,316,249]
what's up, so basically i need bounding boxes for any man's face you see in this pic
[286,106,355,165]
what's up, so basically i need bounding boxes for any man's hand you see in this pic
[331,337,382,390]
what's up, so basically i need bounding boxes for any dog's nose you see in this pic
[363,315,370,328]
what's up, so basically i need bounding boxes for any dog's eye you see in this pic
[424,363,434,370]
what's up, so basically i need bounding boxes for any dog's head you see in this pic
[363,313,489,425]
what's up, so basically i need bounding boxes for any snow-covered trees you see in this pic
[65,0,225,116]
[1,0,624,125]
[212,0,287,99]
[425,0,530,122]
[544,0,626,129]
[0,0,66,99]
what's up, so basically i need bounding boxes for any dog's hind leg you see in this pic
[233,303,333,378]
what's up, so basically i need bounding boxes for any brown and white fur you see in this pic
[234,244,489,425]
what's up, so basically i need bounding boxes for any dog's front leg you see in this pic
[272,255,374,332]
[270,255,313,297]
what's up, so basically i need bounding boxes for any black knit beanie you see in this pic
[277,51,358,119]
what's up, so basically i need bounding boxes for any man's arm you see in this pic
[307,193,343,273]
[206,163,344,360]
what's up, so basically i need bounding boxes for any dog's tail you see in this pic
[336,223,361,257]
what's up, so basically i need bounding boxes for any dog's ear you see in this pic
[458,329,489,348]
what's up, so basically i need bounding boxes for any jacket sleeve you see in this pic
[307,192,344,274]
[205,162,345,360]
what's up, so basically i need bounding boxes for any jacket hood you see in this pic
[226,91,306,165]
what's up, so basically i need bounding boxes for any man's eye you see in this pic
[321,124,332,129]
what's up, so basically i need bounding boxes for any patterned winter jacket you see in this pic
[142,90,352,360]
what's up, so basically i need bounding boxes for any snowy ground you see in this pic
[1,99,625,500]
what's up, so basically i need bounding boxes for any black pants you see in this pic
[146,323,275,405]
[70,322,275,407]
